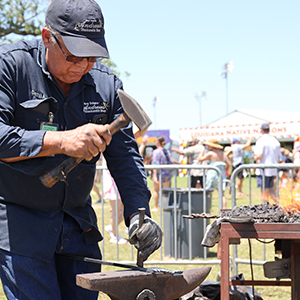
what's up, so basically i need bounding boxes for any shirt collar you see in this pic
[37,40,51,78]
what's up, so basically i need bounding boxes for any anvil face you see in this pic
[76,267,211,300]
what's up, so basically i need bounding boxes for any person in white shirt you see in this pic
[254,123,280,201]
[231,136,252,197]
[172,139,207,188]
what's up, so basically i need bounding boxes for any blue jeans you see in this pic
[0,214,101,300]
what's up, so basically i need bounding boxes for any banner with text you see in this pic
[179,121,300,143]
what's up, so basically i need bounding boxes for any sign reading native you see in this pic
[179,121,300,142]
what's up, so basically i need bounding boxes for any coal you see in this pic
[219,202,300,223]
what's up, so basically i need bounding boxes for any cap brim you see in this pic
[61,35,109,58]
[203,141,223,149]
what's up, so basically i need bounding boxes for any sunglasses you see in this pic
[52,34,98,63]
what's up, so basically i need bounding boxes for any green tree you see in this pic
[0,0,129,78]
[0,0,46,43]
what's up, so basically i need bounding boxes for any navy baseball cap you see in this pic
[261,123,270,131]
[45,0,109,58]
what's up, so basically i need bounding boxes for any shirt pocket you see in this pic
[15,97,58,130]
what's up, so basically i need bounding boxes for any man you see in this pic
[254,123,280,201]
[172,139,207,188]
[231,136,252,197]
[0,0,162,299]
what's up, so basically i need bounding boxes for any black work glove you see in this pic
[129,214,162,261]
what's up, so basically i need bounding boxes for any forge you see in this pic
[219,202,300,300]
[219,202,300,223]
[186,202,300,299]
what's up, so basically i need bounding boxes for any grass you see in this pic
[0,175,292,299]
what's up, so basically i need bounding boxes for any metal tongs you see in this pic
[183,212,255,223]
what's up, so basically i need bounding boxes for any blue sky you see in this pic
[99,0,300,138]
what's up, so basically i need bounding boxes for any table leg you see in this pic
[220,234,230,300]
[291,240,300,300]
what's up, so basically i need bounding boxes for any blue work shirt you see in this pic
[0,39,151,262]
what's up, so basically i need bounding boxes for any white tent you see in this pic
[179,109,300,143]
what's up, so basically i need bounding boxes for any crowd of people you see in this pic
[133,122,300,211]
[89,121,300,250]
[90,121,300,247]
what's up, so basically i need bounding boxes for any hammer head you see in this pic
[117,89,152,135]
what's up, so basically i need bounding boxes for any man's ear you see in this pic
[42,28,52,48]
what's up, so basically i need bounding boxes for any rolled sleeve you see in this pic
[20,130,45,157]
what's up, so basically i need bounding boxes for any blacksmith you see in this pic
[0,0,161,299]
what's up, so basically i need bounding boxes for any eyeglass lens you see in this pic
[67,56,98,63]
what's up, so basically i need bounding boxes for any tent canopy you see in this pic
[179,109,300,143]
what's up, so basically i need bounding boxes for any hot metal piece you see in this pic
[64,255,150,273]
[64,254,182,274]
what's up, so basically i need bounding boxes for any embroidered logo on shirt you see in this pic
[31,90,46,99]
[83,102,109,113]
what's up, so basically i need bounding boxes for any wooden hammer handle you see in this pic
[137,208,146,268]
[40,113,131,188]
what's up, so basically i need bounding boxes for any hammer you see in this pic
[40,89,152,188]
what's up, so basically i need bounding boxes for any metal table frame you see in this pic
[220,222,300,300]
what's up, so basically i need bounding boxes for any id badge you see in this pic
[40,111,58,131]
[40,122,58,131]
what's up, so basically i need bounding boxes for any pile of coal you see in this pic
[220,202,300,223]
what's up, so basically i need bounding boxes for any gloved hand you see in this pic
[201,219,222,247]
[201,216,254,247]
[129,214,162,261]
